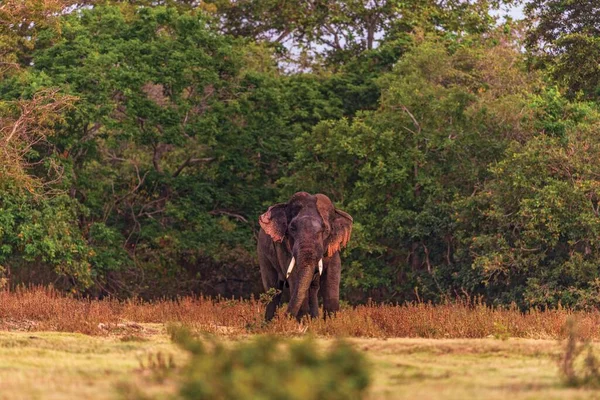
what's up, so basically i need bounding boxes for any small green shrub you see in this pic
[492,322,510,341]
[259,287,282,305]
[170,327,371,400]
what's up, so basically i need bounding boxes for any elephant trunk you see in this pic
[287,257,317,317]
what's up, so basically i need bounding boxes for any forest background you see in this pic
[2,0,599,310]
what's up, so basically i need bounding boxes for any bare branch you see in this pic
[172,156,215,177]
[152,143,173,173]
[0,88,77,191]
[209,210,248,223]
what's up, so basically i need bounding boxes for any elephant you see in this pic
[257,192,353,320]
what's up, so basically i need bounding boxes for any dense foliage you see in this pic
[525,0,600,98]
[164,328,370,400]
[2,0,600,308]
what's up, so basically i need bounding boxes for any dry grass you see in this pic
[2,286,600,339]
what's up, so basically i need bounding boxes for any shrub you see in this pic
[170,327,371,400]
[559,318,600,387]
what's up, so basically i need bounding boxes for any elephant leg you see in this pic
[321,254,341,319]
[265,280,284,321]
[261,262,283,321]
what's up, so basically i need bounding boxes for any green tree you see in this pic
[525,0,600,98]
[0,0,77,78]
[209,0,515,68]
[282,31,539,302]
[0,189,93,288]
[458,93,600,308]
[0,5,294,296]
[0,88,91,289]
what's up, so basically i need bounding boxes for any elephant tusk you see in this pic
[286,257,296,279]
[318,259,323,275]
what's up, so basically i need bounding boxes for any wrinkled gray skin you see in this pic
[257,192,353,320]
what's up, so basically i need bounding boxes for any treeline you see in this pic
[1,0,599,308]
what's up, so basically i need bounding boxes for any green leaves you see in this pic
[3,0,600,309]
[210,0,511,69]
[0,190,92,289]
[0,5,295,294]
[168,329,371,400]
[526,1,600,98]
[461,99,600,308]
[283,31,539,303]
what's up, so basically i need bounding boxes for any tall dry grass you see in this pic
[1,286,600,338]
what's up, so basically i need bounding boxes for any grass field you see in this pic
[0,328,598,400]
[1,288,600,399]
[0,327,176,400]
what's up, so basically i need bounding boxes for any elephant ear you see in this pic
[315,194,353,257]
[259,203,287,243]
[327,209,353,257]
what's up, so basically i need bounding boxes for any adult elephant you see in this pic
[257,192,353,320]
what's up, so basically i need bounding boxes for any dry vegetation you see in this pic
[2,287,600,399]
[0,89,76,189]
[2,286,600,339]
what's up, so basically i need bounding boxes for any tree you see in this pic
[0,5,295,296]
[525,0,600,98]
[0,0,78,77]
[0,88,92,291]
[281,30,539,303]
[209,0,515,68]
[459,94,600,308]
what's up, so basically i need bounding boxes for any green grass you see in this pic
[0,326,184,400]
[362,338,596,400]
[0,327,598,399]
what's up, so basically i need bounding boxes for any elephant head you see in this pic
[259,192,353,317]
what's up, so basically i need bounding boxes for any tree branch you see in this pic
[209,210,248,223]
[172,156,215,177]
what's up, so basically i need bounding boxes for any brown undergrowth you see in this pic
[1,286,600,338]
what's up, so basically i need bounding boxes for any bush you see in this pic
[170,327,371,400]
[559,318,600,388]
